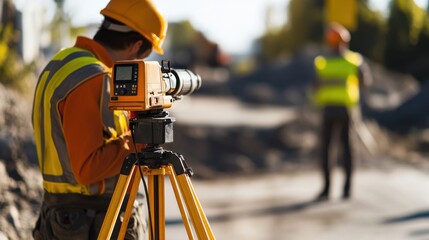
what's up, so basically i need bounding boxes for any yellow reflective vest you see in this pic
[32,47,127,195]
[313,50,362,107]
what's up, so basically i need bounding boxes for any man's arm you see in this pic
[358,58,372,89]
[61,75,137,184]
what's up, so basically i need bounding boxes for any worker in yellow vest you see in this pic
[312,23,371,201]
[31,0,167,239]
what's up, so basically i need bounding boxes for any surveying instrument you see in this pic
[98,60,215,239]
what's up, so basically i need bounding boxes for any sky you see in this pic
[14,0,429,55]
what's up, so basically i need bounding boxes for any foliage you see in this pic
[169,21,198,51]
[257,29,291,62]
[50,0,86,50]
[167,21,199,68]
[0,31,35,91]
[384,0,429,82]
[349,1,386,62]
[0,24,12,65]
[257,0,385,63]
[257,0,324,61]
[167,21,227,68]
[255,0,429,83]
[287,0,325,50]
[0,10,35,91]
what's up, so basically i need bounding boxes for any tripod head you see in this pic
[127,110,193,176]
[130,110,175,146]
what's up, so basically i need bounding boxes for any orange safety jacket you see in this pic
[32,36,137,195]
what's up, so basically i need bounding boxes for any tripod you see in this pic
[98,111,215,240]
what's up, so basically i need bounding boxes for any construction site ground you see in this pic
[163,160,429,240]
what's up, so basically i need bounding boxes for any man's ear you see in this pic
[129,40,143,54]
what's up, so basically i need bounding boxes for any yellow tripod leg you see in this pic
[166,165,195,240]
[146,167,166,240]
[98,165,136,240]
[184,174,214,238]
[176,173,215,239]
[117,168,142,239]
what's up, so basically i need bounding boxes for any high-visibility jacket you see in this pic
[32,37,133,195]
[313,50,362,107]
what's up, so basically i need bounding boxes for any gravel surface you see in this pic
[162,159,429,240]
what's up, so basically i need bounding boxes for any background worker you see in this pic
[31,0,167,239]
[312,22,372,201]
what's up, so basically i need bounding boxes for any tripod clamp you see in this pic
[122,147,194,178]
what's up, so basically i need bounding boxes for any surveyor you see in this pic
[31,0,167,239]
[312,22,371,201]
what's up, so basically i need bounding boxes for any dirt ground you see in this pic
[162,159,429,240]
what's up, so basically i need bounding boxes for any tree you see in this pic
[256,0,384,62]
[0,0,34,91]
[257,0,324,61]
[167,21,227,68]
[349,1,386,62]
[384,0,429,82]
[50,0,85,51]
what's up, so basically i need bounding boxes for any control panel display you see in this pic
[113,64,138,96]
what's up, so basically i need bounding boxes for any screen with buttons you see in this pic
[113,64,138,96]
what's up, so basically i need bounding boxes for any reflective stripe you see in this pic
[101,74,129,143]
[314,51,361,107]
[101,75,128,194]
[41,57,104,177]
[317,78,346,87]
[33,71,49,171]
[33,47,112,195]
[43,181,91,195]
[101,74,115,129]
[33,50,97,175]
[47,63,106,182]
[113,111,128,136]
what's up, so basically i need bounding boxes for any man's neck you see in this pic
[103,45,129,62]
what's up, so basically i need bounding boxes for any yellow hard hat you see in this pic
[101,0,168,54]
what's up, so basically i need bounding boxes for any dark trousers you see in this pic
[33,192,146,240]
[319,106,353,196]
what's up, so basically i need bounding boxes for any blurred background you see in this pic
[2,0,429,239]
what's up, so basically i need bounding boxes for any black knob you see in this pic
[118,88,128,95]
